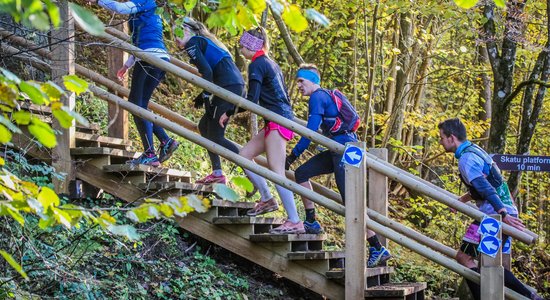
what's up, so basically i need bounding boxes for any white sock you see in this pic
[244,169,272,201]
[275,184,299,223]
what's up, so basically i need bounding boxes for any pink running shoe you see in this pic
[196,173,226,185]
[246,198,279,216]
[269,220,305,234]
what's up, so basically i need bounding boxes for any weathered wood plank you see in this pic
[75,132,131,149]
[364,282,427,297]
[326,266,394,279]
[287,251,345,260]
[71,147,138,158]
[212,216,285,225]
[249,233,327,242]
[103,164,191,177]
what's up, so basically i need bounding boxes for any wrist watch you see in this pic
[499,211,508,219]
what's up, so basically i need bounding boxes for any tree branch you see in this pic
[269,7,305,65]
[503,78,550,105]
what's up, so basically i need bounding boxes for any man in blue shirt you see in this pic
[286,64,391,268]
[438,118,541,300]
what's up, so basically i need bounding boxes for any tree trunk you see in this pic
[484,1,527,154]
[270,6,304,65]
[475,45,492,149]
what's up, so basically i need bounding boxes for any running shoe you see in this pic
[367,246,392,268]
[158,139,180,163]
[303,220,324,234]
[269,220,305,234]
[196,173,227,185]
[246,198,279,216]
[126,153,160,167]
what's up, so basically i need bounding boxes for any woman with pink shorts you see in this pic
[219,27,303,234]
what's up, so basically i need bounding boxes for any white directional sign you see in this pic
[478,216,500,236]
[478,235,502,258]
[502,236,512,254]
[342,144,364,168]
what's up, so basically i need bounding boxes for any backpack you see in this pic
[321,89,361,136]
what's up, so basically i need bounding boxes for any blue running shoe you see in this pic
[126,153,160,167]
[367,246,392,268]
[158,139,180,163]
[303,220,324,234]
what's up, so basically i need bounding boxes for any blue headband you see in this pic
[296,69,320,85]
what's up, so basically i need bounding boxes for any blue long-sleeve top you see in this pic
[291,89,356,157]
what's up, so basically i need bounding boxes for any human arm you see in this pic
[226,79,261,117]
[185,37,213,83]
[116,55,135,80]
[97,0,139,14]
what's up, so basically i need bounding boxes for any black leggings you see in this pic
[198,84,243,171]
[294,150,346,202]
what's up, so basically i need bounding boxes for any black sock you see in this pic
[367,235,382,250]
[305,209,316,223]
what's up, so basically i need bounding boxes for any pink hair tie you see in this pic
[239,31,264,51]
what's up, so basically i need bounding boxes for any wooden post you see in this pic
[51,0,75,194]
[107,23,129,140]
[480,215,504,300]
[345,142,367,300]
[368,148,388,248]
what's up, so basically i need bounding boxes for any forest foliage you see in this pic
[0,0,549,298]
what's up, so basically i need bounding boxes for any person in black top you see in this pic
[175,17,245,185]
[219,27,303,234]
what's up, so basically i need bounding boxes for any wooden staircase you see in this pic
[11,107,427,299]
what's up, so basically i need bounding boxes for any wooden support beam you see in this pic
[107,23,129,140]
[345,142,367,300]
[368,148,388,248]
[50,0,75,194]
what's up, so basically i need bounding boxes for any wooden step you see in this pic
[103,164,192,184]
[364,282,427,299]
[249,233,327,242]
[137,181,212,193]
[211,199,256,209]
[75,132,131,150]
[71,147,140,166]
[287,250,345,260]
[29,110,100,133]
[326,266,394,287]
[212,216,285,225]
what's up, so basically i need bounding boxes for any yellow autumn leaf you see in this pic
[282,5,308,33]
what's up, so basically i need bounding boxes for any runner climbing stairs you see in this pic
[11,104,427,299]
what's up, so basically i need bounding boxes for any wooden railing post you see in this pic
[345,142,367,299]
[51,0,75,194]
[368,148,388,249]
[480,215,504,300]
[107,23,129,140]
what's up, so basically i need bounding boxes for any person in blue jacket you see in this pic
[218,27,303,234]
[285,64,391,267]
[91,0,179,166]
[438,118,542,300]
[175,18,245,185]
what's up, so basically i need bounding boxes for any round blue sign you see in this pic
[478,235,501,257]
[478,217,500,236]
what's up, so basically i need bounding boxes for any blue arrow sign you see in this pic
[478,216,500,236]
[342,145,364,168]
[502,236,512,254]
[478,235,501,258]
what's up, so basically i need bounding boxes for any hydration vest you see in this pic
[320,89,361,137]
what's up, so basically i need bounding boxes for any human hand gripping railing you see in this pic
[95,27,537,245]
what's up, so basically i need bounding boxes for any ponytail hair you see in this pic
[243,26,270,53]
[183,17,231,55]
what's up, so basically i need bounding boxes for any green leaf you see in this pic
[282,5,308,33]
[0,115,22,133]
[493,0,505,7]
[43,0,60,27]
[1,68,21,84]
[247,0,266,14]
[51,207,72,228]
[41,81,64,101]
[212,183,239,202]
[63,74,88,95]
[231,176,254,193]
[305,8,330,27]
[1,204,25,226]
[0,124,12,144]
[28,12,50,31]
[0,250,28,279]
[454,0,478,9]
[69,3,105,36]
[19,81,46,105]
[12,111,31,126]
[67,107,90,127]
[52,109,74,129]
[28,117,56,148]
[37,186,60,208]
[107,225,140,241]
[184,0,197,12]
